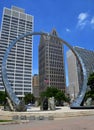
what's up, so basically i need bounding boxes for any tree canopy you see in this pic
[0,91,7,105]
[40,87,69,103]
[85,72,94,101]
[85,90,94,100]
[24,93,35,104]
[87,72,94,91]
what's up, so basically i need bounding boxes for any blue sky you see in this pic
[0,0,94,79]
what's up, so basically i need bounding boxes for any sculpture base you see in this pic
[70,106,94,109]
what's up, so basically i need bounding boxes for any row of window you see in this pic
[15,91,32,96]
[47,82,65,87]
[2,20,32,29]
[3,15,32,24]
[2,25,30,31]
[7,72,31,76]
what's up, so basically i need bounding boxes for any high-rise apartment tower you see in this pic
[0,6,34,98]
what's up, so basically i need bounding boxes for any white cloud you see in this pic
[77,12,89,29]
[78,13,88,22]
[76,12,94,30]
[90,17,94,29]
[66,28,71,32]
[91,17,94,24]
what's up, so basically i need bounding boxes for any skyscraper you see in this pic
[32,74,39,98]
[67,46,94,100]
[67,49,80,100]
[39,29,66,93]
[0,6,34,98]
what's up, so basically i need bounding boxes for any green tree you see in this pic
[84,72,94,101]
[55,91,66,101]
[87,72,94,90]
[40,87,69,105]
[0,91,7,105]
[40,87,58,98]
[40,91,47,99]
[85,91,94,100]
[46,87,59,97]
[24,93,35,104]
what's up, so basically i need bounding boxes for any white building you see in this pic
[0,6,34,98]
[67,49,79,100]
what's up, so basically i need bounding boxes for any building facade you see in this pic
[67,49,80,100]
[32,74,39,98]
[67,46,94,100]
[0,6,34,98]
[39,29,66,93]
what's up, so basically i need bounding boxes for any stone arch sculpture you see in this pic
[2,31,87,111]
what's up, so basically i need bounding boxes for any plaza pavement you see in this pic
[0,106,94,130]
[0,115,94,130]
[0,106,94,120]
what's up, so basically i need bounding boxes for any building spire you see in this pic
[50,28,58,36]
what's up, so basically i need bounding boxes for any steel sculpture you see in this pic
[2,31,88,111]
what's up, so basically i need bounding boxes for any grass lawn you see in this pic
[0,120,12,122]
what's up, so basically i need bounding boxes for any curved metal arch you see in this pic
[2,31,87,111]
[56,38,87,107]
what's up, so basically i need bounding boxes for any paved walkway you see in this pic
[0,115,94,130]
[0,106,94,119]
[0,107,94,129]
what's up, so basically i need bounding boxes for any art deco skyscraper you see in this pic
[39,29,66,93]
[0,6,34,98]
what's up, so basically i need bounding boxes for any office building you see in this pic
[67,46,94,100]
[32,74,39,98]
[67,49,80,100]
[39,29,66,93]
[0,6,34,98]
